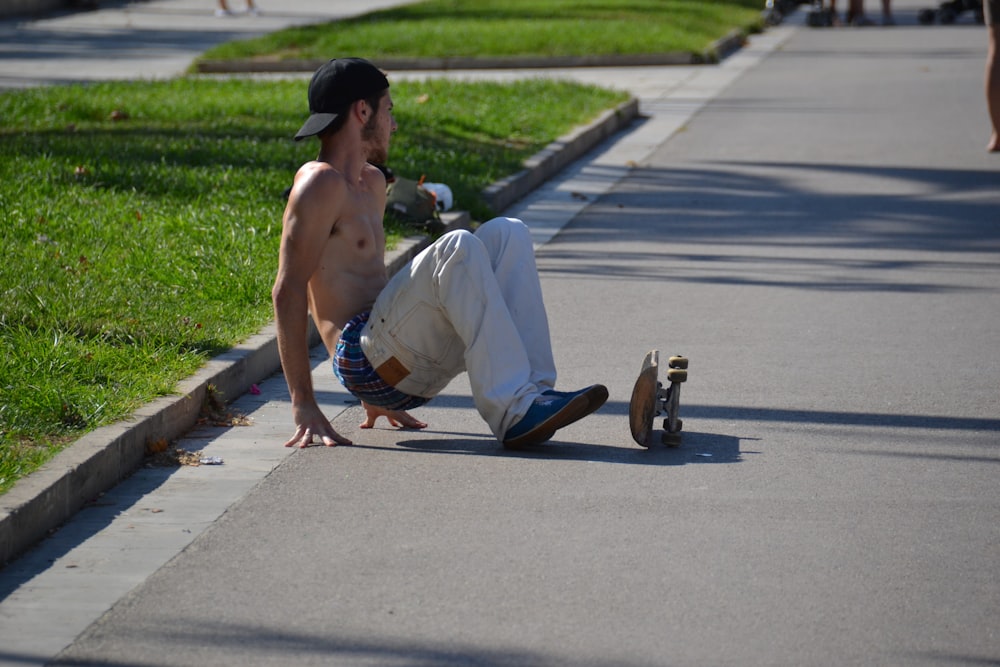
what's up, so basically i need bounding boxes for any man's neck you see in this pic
[317,132,369,184]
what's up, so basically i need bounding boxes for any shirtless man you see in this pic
[273,57,608,450]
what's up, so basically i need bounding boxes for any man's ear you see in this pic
[353,99,369,122]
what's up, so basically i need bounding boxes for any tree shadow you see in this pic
[685,404,1000,432]
[538,160,1000,293]
[43,617,661,667]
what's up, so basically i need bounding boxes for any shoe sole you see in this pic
[578,384,609,416]
[503,385,609,449]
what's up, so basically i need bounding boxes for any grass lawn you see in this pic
[0,76,628,494]
[197,0,764,63]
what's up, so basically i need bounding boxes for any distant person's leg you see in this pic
[986,0,1000,151]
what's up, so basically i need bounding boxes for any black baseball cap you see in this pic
[293,57,390,141]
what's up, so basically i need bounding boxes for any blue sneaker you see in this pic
[503,384,608,448]
[542,384,609,414]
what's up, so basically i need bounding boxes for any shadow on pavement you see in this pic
[394,430,745,466]
[43,619,659,667]
[0,465,176,599]
[543,161,1000,255]
[685,405,1000,432]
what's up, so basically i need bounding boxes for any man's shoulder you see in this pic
[288,161,348,206]
[359,162,388,192]
[295,160,344,186]
[292,160,385,193]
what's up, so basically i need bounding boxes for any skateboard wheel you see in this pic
[663,418,683,433]
[668,356,688,370]
[661,431,682,447]
[666,368,687,383]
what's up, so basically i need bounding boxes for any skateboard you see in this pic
[629,350,688,448]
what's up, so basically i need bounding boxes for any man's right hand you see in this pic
[283,403,353,448]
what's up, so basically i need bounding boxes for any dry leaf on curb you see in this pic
[145,438,169,455]
[146,445,207,467]
[199,385,253,427]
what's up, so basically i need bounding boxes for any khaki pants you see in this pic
[361,217,557,439]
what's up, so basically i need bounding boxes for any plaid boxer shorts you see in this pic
[333,311,429,411]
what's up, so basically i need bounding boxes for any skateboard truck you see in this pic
[629,350,689,448]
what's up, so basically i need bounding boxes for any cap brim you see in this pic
[293,112,339,141]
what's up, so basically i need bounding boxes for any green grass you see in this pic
[0,77,627,494]
[197,0,764,63]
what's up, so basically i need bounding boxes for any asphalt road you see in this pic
[1,0,998,665]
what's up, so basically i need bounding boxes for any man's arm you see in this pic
[272,166,352,447]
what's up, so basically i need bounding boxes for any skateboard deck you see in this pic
[628,349,688,447]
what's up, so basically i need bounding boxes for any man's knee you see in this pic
[431,228,491,272]
[474,217,532,258]
[476,216,528,238]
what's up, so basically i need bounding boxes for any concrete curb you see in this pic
[0,96,640,566]
[194,31,749,74]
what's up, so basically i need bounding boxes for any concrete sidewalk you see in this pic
[2,0,999,665]
[0,0,741,89]
[0,0,416,88]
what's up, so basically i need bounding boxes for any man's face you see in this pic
[362,91,396,165]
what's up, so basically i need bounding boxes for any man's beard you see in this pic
[362,114,387,165]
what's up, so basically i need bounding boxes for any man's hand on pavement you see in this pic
[283,403,353,448]
[360,402,428,430]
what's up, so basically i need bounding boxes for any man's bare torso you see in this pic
[291,160,389,355]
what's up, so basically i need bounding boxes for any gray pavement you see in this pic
[2,0,1000,665]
